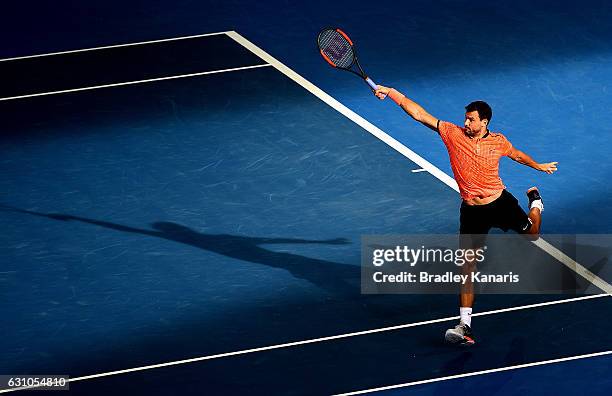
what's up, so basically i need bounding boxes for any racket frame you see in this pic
[317,28,378,90]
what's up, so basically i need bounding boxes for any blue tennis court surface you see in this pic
[2,3,612,394]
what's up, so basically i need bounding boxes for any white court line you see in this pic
[0,31,231,62]
[0,64,272,102]
[334,350,612,395]
[225,30,612,295]
[0,294,608,393]
[411,168,428,173]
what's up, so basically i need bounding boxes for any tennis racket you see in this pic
[317,28,380,92]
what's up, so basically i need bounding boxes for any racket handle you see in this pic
[365,77,378,90]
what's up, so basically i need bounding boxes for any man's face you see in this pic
[464,111,487,136]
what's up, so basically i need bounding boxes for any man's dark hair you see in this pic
[465,101,492,124]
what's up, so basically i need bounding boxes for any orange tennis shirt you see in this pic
[438,121,513,201]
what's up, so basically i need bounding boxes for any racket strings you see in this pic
[318,30,354,69]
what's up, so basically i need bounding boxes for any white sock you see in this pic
[530,199,543,212]
[460,307,472,327]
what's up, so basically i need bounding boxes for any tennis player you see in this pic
[374,86,558,345]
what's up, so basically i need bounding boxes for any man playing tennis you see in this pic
[373,86,558,345]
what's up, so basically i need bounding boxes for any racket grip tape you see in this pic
[365,77,378,90]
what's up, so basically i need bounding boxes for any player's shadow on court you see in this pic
[5,206,360,295]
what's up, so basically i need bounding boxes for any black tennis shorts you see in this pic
[459,190,532,234]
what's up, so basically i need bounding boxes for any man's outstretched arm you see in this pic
[374,85,439,131]
[507,147,558,174]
